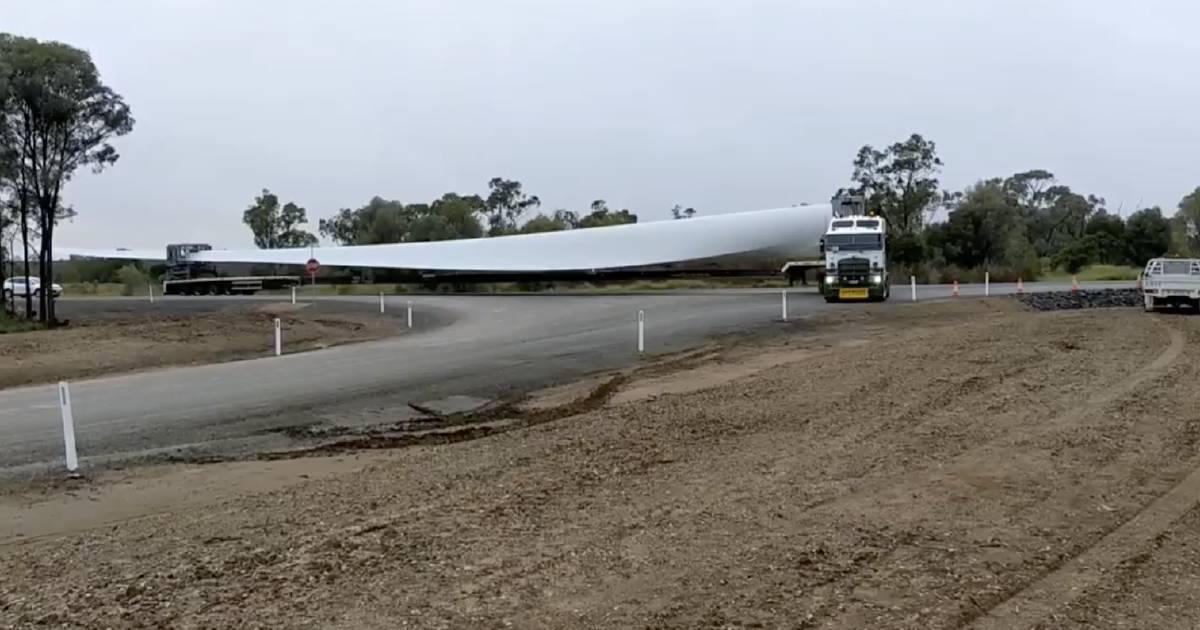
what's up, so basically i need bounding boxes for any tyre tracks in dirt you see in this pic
[964,320,1197,630]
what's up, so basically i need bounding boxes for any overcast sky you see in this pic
[6,0,1199,249]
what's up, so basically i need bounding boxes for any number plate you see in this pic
[839,288,869,299]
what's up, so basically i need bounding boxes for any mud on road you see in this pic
[2,300,1199,629]
[0,301,404,389]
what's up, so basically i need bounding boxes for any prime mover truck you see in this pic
[817,194,890,302]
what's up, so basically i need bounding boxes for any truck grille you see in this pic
[837,257,872,286]
[838,258,870,274]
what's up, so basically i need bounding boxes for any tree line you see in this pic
[241,177,671,249]
[0,34,133,324]
[847,133,1200,281]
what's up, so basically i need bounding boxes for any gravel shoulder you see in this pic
[0,302,404,389]
[2,300,1199,629]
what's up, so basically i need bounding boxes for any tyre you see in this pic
[2,289,10,301]
[824,294,838,304]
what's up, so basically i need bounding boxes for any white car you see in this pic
[2,277,64,300]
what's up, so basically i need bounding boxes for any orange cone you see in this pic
[953,280,960,297]
[1017,278,1025,295]
[1071,276,1079,293]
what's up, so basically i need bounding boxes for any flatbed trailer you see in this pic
[162,275,301,296]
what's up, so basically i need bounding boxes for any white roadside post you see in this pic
[291,285,296,305]
[781,289,789,322]
[379,292,385,314]
[985,272,991,297]
[637,310,645,354]
[911,276,917,302]
[57,382,80,475]
[274,318,282,356]
[148,283,155,304]
[406,301,413,328]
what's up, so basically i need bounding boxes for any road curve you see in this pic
[0,282,1133,474]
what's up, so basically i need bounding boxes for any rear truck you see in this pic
[817,194,889,303]
[161,243,301,296]
[1141,258,1200,313]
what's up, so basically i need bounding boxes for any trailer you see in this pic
[162,275,301,296]
[163,243,301,296]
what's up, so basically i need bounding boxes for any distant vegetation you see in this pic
[845,134,1199,282]
[0,33,134,325]
[244,178,659,249]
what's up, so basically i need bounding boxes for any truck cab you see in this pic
[819,194,889,302]
[1141,258,1200,313]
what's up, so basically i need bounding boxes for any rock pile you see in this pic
[1017,288,1142,311]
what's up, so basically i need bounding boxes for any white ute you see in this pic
[1141,258,1200,313]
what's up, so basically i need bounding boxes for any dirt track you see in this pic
[2,300,1199,629]
[0,303,402,389]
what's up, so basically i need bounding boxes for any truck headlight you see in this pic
[825,274,837,285]
[871,274,883,285]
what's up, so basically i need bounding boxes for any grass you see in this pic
[0,312,44,334]
[1042,264,1142,282]
[61,282,127,296]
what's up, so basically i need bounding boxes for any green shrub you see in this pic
[116,264,150,297]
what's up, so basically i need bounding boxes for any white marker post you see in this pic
[781,289,789,322]
[148,283,155,304]
[911,276,917,302]
[985,272,991,297]
[274,318,282,356]
[58,382,79,474]
[379,292,385,314]
[406,301,413,329]
[291,285,296,305]
[637,310,645,354]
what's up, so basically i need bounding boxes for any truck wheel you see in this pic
[1144,294,1156,313]
[824,295,838,304]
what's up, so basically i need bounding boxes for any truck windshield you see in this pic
[825,233,883,251]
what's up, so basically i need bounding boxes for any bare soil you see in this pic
[0,304,402,389]
[2,300,1199,629]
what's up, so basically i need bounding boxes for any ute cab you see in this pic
[820,194,889,302]
[1141,258,1200,313]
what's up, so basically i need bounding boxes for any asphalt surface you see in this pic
[0,282,1133,475]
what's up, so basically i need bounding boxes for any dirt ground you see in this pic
[2,300,1199,629]
[0,303,402,389]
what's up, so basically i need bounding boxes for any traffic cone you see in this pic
[1071,276,1079,293]
[953,280,960,297]
[1017,278,1025,295]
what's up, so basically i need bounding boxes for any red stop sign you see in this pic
[306,258,320,274]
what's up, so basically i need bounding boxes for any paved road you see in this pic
[0,282,1133,474]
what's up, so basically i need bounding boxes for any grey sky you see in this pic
[6,0,1199,249]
